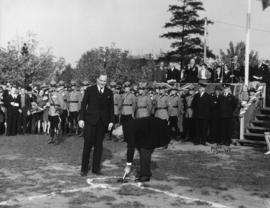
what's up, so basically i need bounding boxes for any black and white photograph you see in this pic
[0,0,270,207]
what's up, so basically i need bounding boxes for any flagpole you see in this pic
[244,0,252,86]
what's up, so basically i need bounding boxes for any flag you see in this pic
[262,0,270,10]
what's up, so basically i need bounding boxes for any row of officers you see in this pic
[1,79,238,146]
[112,81,238,146]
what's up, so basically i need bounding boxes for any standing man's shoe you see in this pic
[80,171,87,177]
[135,176,150,182]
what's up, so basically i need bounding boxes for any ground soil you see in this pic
[0,134,270,208]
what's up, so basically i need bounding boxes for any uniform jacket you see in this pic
[135,94,152,118]
[120,92,136,116]
[168,95,183,117]
[79,85,114,127]
[68,90,82,112]
[113,93,121,115]
[48,92,61,116]
[154,94,169,120]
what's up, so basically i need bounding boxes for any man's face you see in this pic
[124,87,130,93]
[199,87,205,94]
[97,75,107,89]
[190,59,195,66]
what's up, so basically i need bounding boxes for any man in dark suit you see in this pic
[112,117,170,182]
[78,71,114,176]
[192,82,211,145]
[209,86,222,144]
[218,84,237,146]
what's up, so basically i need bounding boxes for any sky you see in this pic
[0,0,270,66]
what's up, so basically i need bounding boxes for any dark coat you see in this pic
[185,66,198,83]
[192,92,211,119]
[218,94,237,118]
[124,117,170,150]
[79,85,114,127]
[167,68,180,82]
[210,93,221,118]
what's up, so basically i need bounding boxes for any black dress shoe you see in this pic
[92,171,102,175]
[135,176,150,182]
[80,171,87,177]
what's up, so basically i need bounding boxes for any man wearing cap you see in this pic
[120,81,136,139]
[78,71,114,176]
[110,82,121,124]
[135,85,152,118]
[192,82,211,145]
[48,81,62,144]
[58,81,69,135]
[67,81,82,135]
[209,85,223,144]
[183,86,195,141]
[218,84,237,146]
[168,87,183,140]
[154,86,169,121]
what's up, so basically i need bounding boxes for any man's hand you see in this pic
[124,164,132,176]
[108,122,113,131]
[78,120,84,128]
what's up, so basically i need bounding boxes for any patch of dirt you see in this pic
[118,184,156,196]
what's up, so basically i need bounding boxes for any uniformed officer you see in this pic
[135,84,152,118]
[183,86,195,141]
[48,81,61,144]
[67,81,82,135]
[120,81,136,141]
[58,81,69,135]
[78,80,90,137]
[111,81,121,124]
[153,85,169,121]
[120,81,136,122]
[168,87,183,140]
[218,84,237,146]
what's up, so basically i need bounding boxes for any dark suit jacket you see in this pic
[124,117,170,163]
[79,85,114,127]
[218,94,237,118]
[192,92,211,119]
[167,68,180,82]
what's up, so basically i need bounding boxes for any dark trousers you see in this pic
[81,119,106,173]
[184,117,195,140]
[6,108,20,136]
[48,115,60,139]
[169,116,179,140]
[20,108,28,134]
[60,110,68,134]
[69,111,79,133]
[121,115,133,141]
[139,148,153,178]
[220,118,232,145]
[114,115,120,124]
[209,117,221,144]
[31,112,42,134]
[195,118,208,144]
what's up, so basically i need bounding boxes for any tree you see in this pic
[0,32,57,86]
[161,0,214,64]
[58,64,75,84]
[75,46,155,84]
[219,41,259,68]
